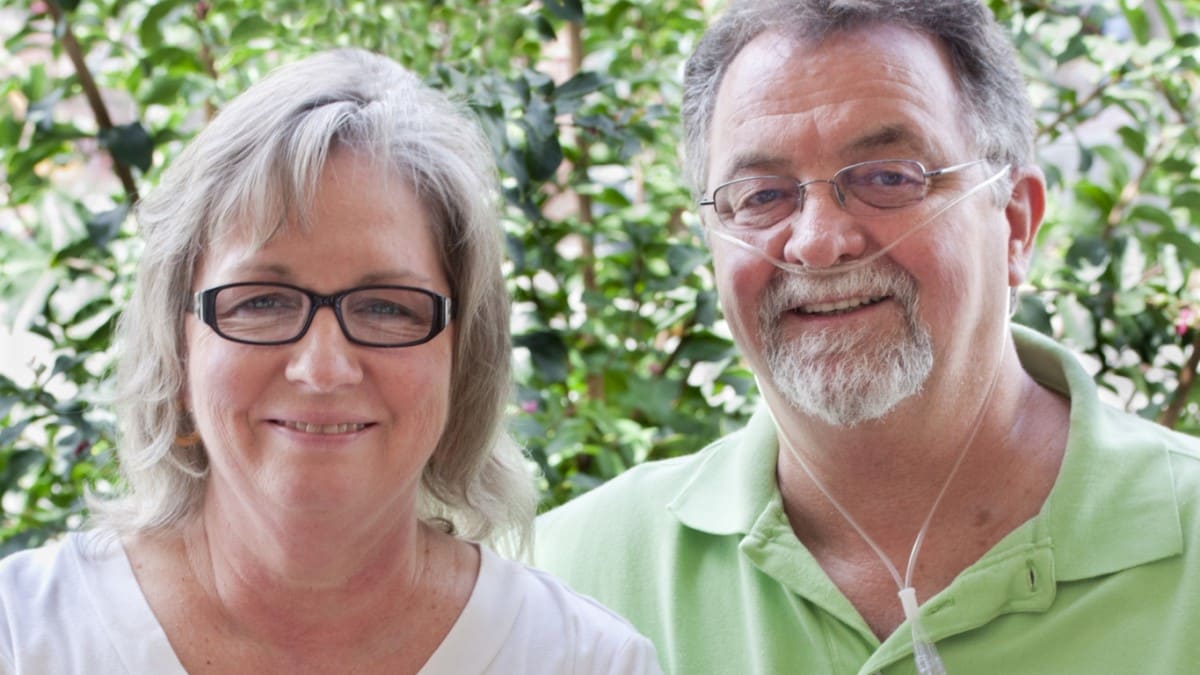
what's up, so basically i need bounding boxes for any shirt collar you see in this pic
[1014,325,1183,580]
[666,324,1183,580]
[667,403,779,536]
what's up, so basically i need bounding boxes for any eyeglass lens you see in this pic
[713,160,931,230]
[209,284,440,346]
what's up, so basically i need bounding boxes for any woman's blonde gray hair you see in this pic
[92,48,535,547]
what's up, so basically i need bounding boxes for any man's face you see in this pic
[704,25,1015,426]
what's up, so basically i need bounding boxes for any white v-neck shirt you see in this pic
[0,531,662,674]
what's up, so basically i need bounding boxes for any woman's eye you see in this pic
[233,294,296,313]
[353,299,419,321]
[366,302,410,316]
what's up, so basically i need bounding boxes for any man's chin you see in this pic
[766,346,931,427]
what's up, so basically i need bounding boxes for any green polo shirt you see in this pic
[535,326,1200,674]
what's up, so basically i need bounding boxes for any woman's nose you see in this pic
[284,308,364,391]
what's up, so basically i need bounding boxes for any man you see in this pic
[535,1,1200,673]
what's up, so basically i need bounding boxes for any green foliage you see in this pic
[1,0,1198,548]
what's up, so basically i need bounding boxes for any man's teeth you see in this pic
[800,296,884,315]
[281,421,367,434]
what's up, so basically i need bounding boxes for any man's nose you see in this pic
[778,182,869,269]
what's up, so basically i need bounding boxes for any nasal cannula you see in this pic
[737,164,1014,674]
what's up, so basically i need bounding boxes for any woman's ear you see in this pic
[1004,165,1046,287]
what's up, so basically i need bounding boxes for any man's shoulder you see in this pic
[534,427,753,570]
[538,433,739,532]
[1090,395,1200,460]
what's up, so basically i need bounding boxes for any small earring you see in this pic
[1009,286,1020,317]
[174,429,202,448]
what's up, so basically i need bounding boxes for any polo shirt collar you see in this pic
[666,324,1183,580]
[667,403,780,536]
[1014,325,1182,580]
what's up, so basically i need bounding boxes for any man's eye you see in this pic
[860,169,919,188]
[745,189,785,206]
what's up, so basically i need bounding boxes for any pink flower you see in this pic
[1178,307,1195,337]
[520,400,538,413]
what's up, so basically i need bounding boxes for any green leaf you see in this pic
[555,71,606,101]
[0,421,32,448]
[1158,230,1200,265]
[1171,189,1200,215]
[1014,294,1052,336]
[675,332,735,363]
[1119,2,1151,44]
[1153,0,1178,39]
[1073,181,1116,215]
[514,330,569,383]
[1054,294,1096,350]
[665,244,706,279]
[231,15,276,43]
[139,0,186,50]
[1117,237,1146,291]
[1114,287,1150,316]
[1116,125,1146,156]
[142,76,186,106]
[1127,203,1174,230]
[98,122,154,172]
[542,0,584,24]
[1065,236,1110,269]
[86,205,129,249]
[1057,34,1090,64]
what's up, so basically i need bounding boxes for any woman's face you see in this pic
[184,150,454,523]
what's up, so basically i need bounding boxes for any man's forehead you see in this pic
[715,123,939,179]
[706,27,961,182]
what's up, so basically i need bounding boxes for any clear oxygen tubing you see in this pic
[705,164,1011,279]
[754,164,1014,675]
[773,308,1008,675]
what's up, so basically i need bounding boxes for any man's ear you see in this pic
[1004,165,1046,287]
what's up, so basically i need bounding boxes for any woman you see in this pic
[0,49,660,674]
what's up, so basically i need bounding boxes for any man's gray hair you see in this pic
[682,0,1034,196]
[93,49,535,547]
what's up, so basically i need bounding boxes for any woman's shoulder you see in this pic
[0,531,106,600]
[420,545,663,675]
[0,530,185,674]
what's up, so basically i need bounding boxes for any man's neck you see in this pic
[768,352,1070,639]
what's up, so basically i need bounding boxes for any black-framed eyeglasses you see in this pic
[698,159,988,232]
[192,282,453,348]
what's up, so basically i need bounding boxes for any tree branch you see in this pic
[1159,332,1200,430]
[46,1,139,204]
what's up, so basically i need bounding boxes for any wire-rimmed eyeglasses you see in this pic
[698,158,989,232]
[192,282,453,348]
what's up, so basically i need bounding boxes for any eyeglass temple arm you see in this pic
[192,291,206,320]
[925,158,989,178]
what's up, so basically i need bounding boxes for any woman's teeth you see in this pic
[280,421,367,434]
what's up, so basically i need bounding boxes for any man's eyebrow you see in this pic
[715,151,791,184]
[711,124,935,187]
[841,124,930,156]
